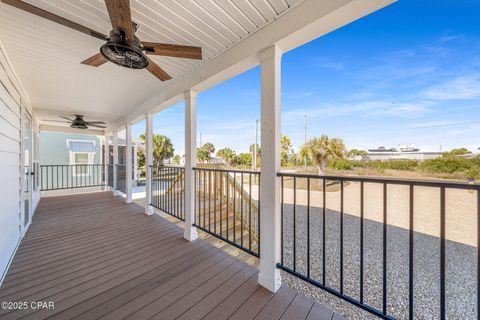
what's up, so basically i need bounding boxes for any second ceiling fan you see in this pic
[1,0,203,81]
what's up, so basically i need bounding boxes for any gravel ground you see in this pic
[280,201,477,319]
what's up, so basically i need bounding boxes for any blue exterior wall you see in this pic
[39,132,102,165]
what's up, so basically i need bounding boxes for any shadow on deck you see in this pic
[0,192,343,320]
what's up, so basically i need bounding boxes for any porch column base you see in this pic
[183,227,198,241]
[258,270,282,293]
[113,190,121,196]
[145,205,154,215]
[125,198,133,204]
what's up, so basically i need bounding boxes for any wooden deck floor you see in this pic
[0,192,342,320]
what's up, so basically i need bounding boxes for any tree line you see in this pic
[136,133,480,180]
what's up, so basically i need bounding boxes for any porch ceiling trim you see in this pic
[40,124,104,136]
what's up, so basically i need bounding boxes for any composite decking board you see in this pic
[228,286,275,320]
[8,217,176,266]
[306,303,335,320]
[0,225,179,289]
[99,252,238,320]
[2,226,174,285]
[149,261,250,320]
[175,268,258,320]
[184,272,260,320]
[4,222,178,280]
[254,286,298,320]
[124,259,244,320]
[21,204,148,240]
[1,240,208,319]
[57,247,226,320]
[9,218,177,266]
[0,228,184,298]
[280,294,315,320]
[0,192,340,320]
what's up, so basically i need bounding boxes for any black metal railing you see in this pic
[193,167,260,257]
[151,165,185,220]
[40,164,104,191]
[277,172,480,320]
[116,164,126,194]
[107,164,114,188]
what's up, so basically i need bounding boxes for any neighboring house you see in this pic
[40,131,102,166]
[40,132,139,188]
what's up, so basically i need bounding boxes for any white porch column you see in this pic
[113,131,120,196]
[257,45,283,293]
[125,124,133,203]
[183,90,198,241]
[104,135,109,190]
[145,113,154,215]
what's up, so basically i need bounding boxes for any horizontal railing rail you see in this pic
[193,167,260,257]
[40,164,104,191]
[151,165,185,220]
[277,172,480,320]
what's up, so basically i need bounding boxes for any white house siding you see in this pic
[0,44,38,285]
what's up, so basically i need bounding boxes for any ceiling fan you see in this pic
[45,115,107,129]
[1,0,203,81]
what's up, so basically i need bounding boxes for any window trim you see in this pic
[69,152,94,176]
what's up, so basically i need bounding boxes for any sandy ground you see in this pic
[280,183,478,319]
[282,182,478,247]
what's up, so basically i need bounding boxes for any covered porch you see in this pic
[0,192,339,320]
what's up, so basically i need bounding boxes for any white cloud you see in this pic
[423,74,480,100]
[410,120,480,128]
[282,100,431,126]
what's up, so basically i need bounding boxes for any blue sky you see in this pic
[132,0,480,156]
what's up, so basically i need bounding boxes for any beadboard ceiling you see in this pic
[0,0,304,128]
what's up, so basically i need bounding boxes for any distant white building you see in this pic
[365,144,443,161]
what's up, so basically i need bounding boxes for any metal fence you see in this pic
[151,166,185,220]
[193,167,260,257]
[277,172,480,320]
[107,164,114,188]
[40,164,104,191]
[116,164,126,194]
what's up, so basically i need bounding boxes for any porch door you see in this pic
[23,111,33,229]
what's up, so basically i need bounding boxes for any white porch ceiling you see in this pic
[0,0,394,132]
[0,0,304,129]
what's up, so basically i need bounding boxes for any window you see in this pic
[67,139,96,176]
[75,153,89,164]
[71,152,94,176]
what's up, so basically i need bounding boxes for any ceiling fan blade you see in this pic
[0,0,107,41]
[104,0,134,40]
[146,57,172,81]
[44,120,72,123]
[142,42,202,60]
[59,116,75,121]
[86,121,106,125]
[87,124,107,129]
[81,53,108,67]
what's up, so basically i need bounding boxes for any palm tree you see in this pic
[139,134,174,172]
[299,135,346,175]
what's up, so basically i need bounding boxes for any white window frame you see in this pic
[66,139,97,177]
[69,152,94,176]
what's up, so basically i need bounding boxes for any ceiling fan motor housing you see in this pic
[100,31,148,69]
[70,115,88,129]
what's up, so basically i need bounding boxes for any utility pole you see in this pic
[253,119,259,171]
[304,114,307,172]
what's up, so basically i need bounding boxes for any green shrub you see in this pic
[420,156,471,174]
[328,159,353,170]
